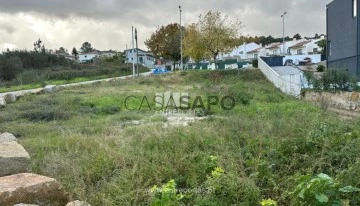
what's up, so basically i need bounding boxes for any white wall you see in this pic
[258,57,302,97]
[219,42,261,60]
[78,53,98,62]
[283,54,322,65]
[125,49,155,69]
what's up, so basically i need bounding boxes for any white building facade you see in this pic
[219,42,262,60]
[78,51,100,63]
[124,48,155,69]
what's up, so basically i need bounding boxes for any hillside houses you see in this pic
[218,36,324,63]
[78,50,119,63]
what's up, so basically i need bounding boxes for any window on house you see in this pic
[287,48,290,54]
[254,54,258,59]
[239,51,244,54]
[328,41,332,56]
[297,49,302,55]
[313,48,318,53]
[353,0,357,17]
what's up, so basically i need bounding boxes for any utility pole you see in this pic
[135,28,139,77]
[179,5,183,70]
[132,26,135,78]
[281,11,287,54]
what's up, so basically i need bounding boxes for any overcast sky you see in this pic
[0,0,333,52]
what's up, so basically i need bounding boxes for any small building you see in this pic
[78,51,100,63]
[287,38,322,55]
[56,54,77,61]
[247,46,266,59]
[124,48,155,69]
[100,50,117,58]
[218,42,262,60]
[266,42,284,56]
[327,0,360,75]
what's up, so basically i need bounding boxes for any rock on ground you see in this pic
[4,93,17,103]
[0,173,69,206]
[0,132,17,143]
[0,141,30,177]
[44,85,58,93]
[66,200,91,206]
[0,96,6,108]
[13,204,39,206]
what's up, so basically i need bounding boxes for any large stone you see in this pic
[4,93,17,103]
[14,204,39,206]
[0,96,6,108]
[66,200,91,206]
[44,85,58,93]
[0,142,30,176]
[0,132,17,143]
[0,173,69,206]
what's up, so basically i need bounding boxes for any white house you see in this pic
[286,38,321,55]
[219,42,262,60]
[56,54,77,61]
[124,48,155,69]
[78,51,100,63]
[247,46,266,59]
[100,50,117,58]
[265,42,284,56]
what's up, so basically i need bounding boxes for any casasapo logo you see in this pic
[124,91,235,111]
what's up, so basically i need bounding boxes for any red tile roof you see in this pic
[266,42,283,50]
[247,47,263,53]
[289,40,311,49]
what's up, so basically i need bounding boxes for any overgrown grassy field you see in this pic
[1,69,360,205]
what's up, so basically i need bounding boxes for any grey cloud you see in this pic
[0,0,333,51]
[0,23,15,34]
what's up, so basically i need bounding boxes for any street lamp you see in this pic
[179,5,183,70]
[281,11,287,54]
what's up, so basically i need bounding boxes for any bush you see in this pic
[317,65,325,72]
[0,56,23,81]
[290,173,360,205]
[252,59,258,68]
[322,69,350,90]
[17,97,73,122]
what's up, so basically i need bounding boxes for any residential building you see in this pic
[219,42,262,60]
[266,42,284,56]
[100,50,117,58]
[327,0,360,75]
[78,51,100,63]
[124,48,155,69]
[287,38,322,55]
[56,54,77,61]
[247,46,266,59]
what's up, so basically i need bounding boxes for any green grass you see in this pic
[1,69,360,205]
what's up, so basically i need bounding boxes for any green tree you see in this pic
[33,38,46,53]
[72,47,78,57]
[316,39,327,55]
[184,10,243,68]
[56,47,68,55]
[0,56,23,81]
[293,33,302,40]
[184,24,206,62]
[145,23,181,67]
[80,42,94,53]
